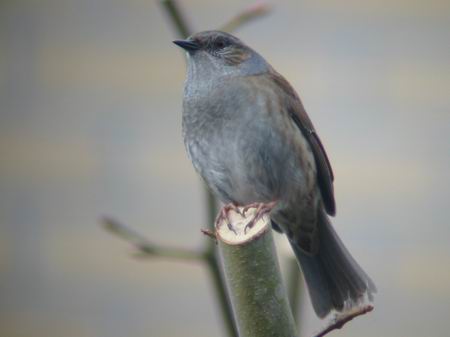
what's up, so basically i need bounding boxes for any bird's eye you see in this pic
[214,38,228,50]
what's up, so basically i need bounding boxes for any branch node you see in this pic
[201,228,217,242]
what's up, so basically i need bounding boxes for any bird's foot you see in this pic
[243,201,277,233]
[215,203,243,234]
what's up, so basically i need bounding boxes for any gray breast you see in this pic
[182,77,313,206]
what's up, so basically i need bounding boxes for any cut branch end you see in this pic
[215,206,270,245]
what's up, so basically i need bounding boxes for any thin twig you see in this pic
[201,187,238,337]
[312,305,374,337]
[286,256,303,325]
[205,253,238,337]
[160,0,191,38]
[220,2,271,33]
[102,217,202,261]
[201,228,217,240]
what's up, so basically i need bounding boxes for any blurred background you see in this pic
[1,0,449,336]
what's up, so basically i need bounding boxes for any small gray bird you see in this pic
[174,31,375,318]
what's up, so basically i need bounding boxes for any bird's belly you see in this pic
[185,120,313,206]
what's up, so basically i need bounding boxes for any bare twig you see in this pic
[286,256,303,325]
[313,305,374,337]
[101,215,237,336]
[201,228,217,240]
[102,217,202,261]
[204,186,218,231]
[220,2,271,33]
[160,0,191,38]
[204,253,237,336]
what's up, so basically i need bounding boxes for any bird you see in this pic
[173,30,376,318]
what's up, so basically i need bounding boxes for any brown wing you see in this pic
[269,72,336,216]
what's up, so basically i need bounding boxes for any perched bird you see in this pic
[174,31,376,318]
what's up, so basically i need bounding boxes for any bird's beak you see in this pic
[173,39,200,52]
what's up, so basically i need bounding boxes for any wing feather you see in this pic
[268,72,336,216]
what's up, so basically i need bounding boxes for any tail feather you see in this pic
[290,211,376,318]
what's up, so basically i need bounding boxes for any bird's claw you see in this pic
[215,203,242,235]
[227,223,237,235]
[243,201,277,233]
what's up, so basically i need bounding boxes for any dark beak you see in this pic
[173,39,200,52]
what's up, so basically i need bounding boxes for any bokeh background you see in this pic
[1,0,449,336]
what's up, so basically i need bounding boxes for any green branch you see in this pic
[313,305,374,337]
[216,207,298,337]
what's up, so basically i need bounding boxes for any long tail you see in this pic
[290,211,376,318]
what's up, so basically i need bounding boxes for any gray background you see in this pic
[1,0,449,336]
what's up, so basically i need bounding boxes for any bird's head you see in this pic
[173,31,269,79]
